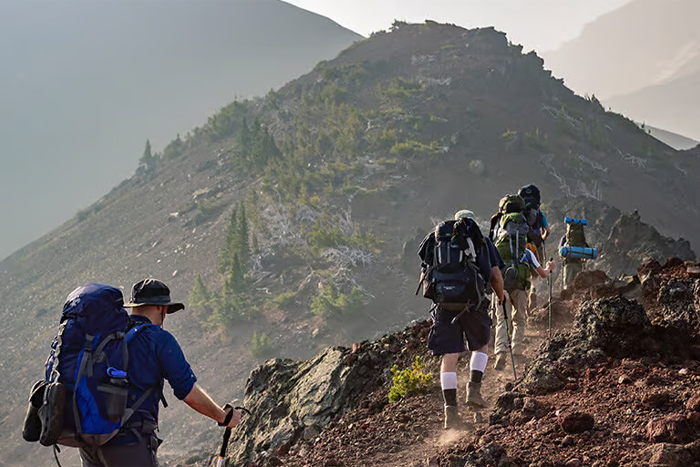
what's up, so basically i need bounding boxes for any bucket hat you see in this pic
[123,278,185,314]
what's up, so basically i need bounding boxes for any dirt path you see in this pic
[354,326,549,467]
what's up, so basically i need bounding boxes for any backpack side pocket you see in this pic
[38,382,67,447]
[22,380,48,442]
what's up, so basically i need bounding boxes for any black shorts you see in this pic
[427,301,492,355]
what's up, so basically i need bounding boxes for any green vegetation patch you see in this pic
[388,356,433,403]
[310,283,366,319]
[250,330,274,357]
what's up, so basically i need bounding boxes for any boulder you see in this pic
[686,393,700,412]
[559,411,594,434]
[639,443,692,467]
[647,415,692,444]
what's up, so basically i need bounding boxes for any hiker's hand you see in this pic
[226,407,242,429]
[219,404,242,428]
[545,261,556,272]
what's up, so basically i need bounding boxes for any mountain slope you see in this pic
[2,22,700,465]
[0,0,362,259]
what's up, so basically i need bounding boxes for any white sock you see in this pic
[470,352,488,373]
[440,372,457,390]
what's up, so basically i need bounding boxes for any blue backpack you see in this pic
[33,283,156,450]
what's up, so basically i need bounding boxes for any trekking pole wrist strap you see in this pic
[219,404,233,427]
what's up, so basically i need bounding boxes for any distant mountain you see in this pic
[543,0,700,99]
[607,72,700,142]
[542,0,700,140]
[0,0,362,259]
[646,125,698,151]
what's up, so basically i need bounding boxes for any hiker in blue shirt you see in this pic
[79,279,242,467]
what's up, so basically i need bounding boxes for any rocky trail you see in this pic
[193,257,700,467]
[163,258,700,467]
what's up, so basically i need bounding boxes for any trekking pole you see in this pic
[501,301,517,381]
[548,257,553,339]
[217,405,252,467]
[541,243,552,338]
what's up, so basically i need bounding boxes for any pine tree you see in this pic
[238,202,250,266]
[219,208,238,274]
[189,274,211,312]
[252,234,259,255]
[248,190,261,229]
[139,139,156,172]
[164,133,184,160]
[224,253,245,294]
[262,126,282,162]
[250,118,264,167]
[236,117,251,162]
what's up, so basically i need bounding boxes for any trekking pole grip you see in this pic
[219,403,234,427]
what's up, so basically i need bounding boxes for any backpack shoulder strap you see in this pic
[417,232,435,264]
[125,323,154,344]
[465,237,477,262]
[489,213,501,241]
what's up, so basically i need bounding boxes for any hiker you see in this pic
[492,195,555,370]
[518,184,551,311]
[417,210,505,429]
[78,279,242,467]
[559,218,594,289]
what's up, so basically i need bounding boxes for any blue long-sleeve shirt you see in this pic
[114,315,197,442]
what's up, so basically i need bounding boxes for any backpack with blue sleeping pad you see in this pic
[23,283,158,453]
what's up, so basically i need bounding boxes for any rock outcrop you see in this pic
[224,346,388,465]
[494,269,700,423]
[220,321,431,466]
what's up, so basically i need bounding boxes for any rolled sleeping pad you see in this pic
[564,217,588,225]
[559,245,597,260]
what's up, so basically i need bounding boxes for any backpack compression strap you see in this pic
[72,334,96,439]
[91,332,127,377]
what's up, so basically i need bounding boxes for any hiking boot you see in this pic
[493,353,506,371]
[466,382,488,409]
[444,405,466,430]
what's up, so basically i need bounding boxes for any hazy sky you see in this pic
[285,0,634,52]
